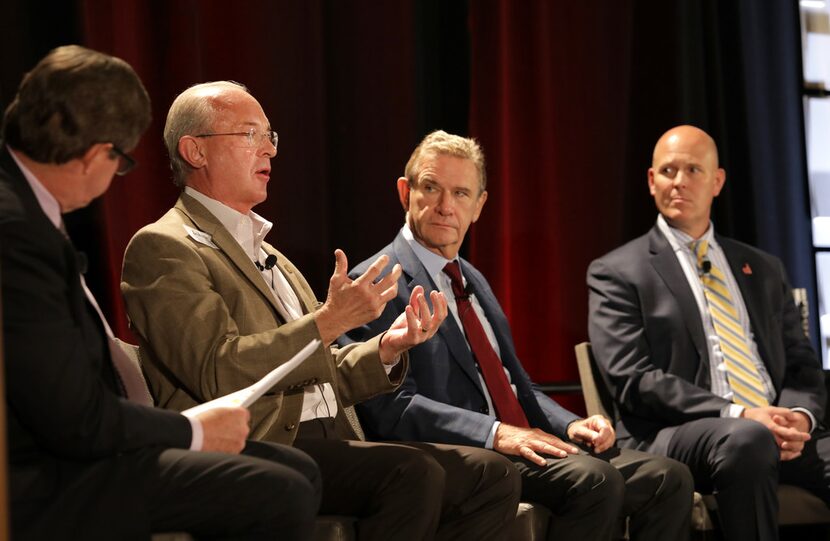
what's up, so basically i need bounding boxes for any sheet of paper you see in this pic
[183,339,320,416]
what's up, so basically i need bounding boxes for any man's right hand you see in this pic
[314,249,402,344]
[195,407,251,454]
[742,406,811,461]
[494,424,579,466]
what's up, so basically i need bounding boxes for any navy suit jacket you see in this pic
[587,224,825,450]
[342,229,579,446]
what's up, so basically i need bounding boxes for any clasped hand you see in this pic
[742,406,811,461]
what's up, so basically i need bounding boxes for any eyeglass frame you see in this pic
[192,128,279,150]
[109,144,137,176]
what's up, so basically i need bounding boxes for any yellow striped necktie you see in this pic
[691,240,769,408]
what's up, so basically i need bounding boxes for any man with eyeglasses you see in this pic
[1,47,322,540]
[121,81,522,541]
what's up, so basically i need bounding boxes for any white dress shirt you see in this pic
[656,215,816,429]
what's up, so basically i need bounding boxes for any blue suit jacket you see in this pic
[342,229,579,446]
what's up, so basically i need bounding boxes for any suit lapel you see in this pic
[393,234,486,396]
[648,227,711,373]
[176,194,286,318]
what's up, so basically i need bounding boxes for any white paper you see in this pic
[183,339,320,416]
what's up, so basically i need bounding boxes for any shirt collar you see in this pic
[185,186,273,258]
[656,214,717,253]
[402,222,459,281]
[9,148,62,230]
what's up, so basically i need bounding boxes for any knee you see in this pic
[258,464,320,528]
[568,457,626,510]
[390,447,446,500]
[472,450,523,504]
[649,457,694,510]
[713,419,778,483]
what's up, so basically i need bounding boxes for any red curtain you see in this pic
[468,2,637,412]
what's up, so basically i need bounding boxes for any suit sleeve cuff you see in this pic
[791,407,818,433]
[485,420,500,449]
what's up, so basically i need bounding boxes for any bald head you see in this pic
[164,81,250,187]
[648,125,725,238]
[652,125,720,169]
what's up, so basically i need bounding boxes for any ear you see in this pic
[713,168,726,197]
[647,167,658,196]
[79,143,111,174]
[178,136,206,169]
[471,190,488,223]
[396,177,411,211]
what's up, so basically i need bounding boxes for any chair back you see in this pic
[574,342,618,422]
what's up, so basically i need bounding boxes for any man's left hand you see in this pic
[566,415,616,453]
[379,286,447,364]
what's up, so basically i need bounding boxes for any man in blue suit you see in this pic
[343,130,693,541]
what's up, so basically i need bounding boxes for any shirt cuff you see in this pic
[791,407,818,433]
[383,356,401,375]
[181,412,204,451]
[721,403,745,418]
[485,420,501,449]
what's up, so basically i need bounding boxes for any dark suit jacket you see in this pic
[587,224,825,449]
[0,144,192,539]
[342,229,579,446]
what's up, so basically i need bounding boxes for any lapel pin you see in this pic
[742,263,752,275]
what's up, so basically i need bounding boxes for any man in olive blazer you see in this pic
[122,81,521,541]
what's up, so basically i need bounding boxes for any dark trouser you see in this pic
[295,419,521,541]
[13,440,321,541]
[665,417,830,541]
[512,447,693,541]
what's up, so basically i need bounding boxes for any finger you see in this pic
[377,279,400,304]
[536,434,579,454]
[538,439,579,456]
[770,424,810,442]
[519,446,549,466]
[531,441,569,458]
[404,304,420,336]
[431,291,448,321]
[568,425,600,445]
[353,254,388,285]
[409,285,425,310]
[780,450,802,461]
[332,249,348,278]
[373,263,402,293]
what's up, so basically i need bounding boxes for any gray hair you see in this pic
[164,81,248,187]
[404,130,487,193]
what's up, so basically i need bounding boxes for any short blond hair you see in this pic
[164,81,248,187]
[404,130,486,192]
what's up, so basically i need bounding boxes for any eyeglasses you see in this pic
[193,128,278,150]
[110,144,137,176]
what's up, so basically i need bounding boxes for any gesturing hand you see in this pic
[314,249,402,344]
[195,407,251,454]
[493,423,580,466]
[379,286,448,363]
[566,415,615,453]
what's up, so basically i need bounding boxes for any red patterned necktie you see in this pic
[443,261,529,427]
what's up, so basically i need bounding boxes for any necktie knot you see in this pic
[443,260,466,298]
